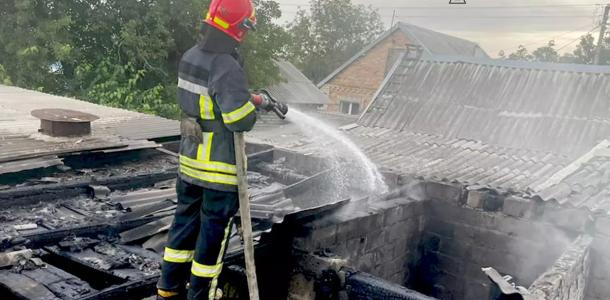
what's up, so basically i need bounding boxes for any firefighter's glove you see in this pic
[251,93,274,111]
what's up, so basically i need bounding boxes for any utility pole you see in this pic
[594,4,610,65]
[391,9,396,27]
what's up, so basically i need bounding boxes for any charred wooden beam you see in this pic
[4,216,163,251]
[77,275,159,300]
[0,271,59,300]
[42,247,127,290]
[0,169,177,209]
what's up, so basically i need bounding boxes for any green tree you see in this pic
[286,0,384,83]
[507,45,533,61]
[0,0,286,118]
[532,40,559,62]
[570,34,599,64]
[503,33,610,65]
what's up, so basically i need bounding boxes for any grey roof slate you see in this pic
[532,140,610,211]
[318,22,488,87]
[267,60,329,105]
[359,56,610,157]
[347,54,610,210]
[346,126,569,192]
[0,85,179,140]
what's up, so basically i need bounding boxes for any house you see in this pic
[266,60,330,111]
[343,54,610,299]
[317,22,488,115]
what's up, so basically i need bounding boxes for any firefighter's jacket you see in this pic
[177,46,256,192]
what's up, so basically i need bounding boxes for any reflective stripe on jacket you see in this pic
[177,46,256,192]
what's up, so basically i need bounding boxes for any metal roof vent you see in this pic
[31,109,99,137]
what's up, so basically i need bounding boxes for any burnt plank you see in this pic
[4,216,163,251]
[0,271,59,300]
[0,169,177,209]
[22,263,97,299]
[119,200,175,221]
[77,275,159,300]
[42,247,127,290]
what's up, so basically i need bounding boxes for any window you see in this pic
[340,101,360,115]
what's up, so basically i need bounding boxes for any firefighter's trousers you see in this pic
[158,179,239,300]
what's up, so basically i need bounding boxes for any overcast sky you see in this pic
[274,0,606,57]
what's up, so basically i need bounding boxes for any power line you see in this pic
[556,25,601,51]
[278,3,606,9]
[512,23,601,51]
[387,15,597,19]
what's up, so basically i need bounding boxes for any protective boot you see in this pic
[157,289,186,300]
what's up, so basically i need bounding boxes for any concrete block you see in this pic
[470,227,512,251]
[364,231,384,253]
[482,194,504,212]
[356,252,375,273]
[311,225,338,246]
[392,239,410,258]
[345,237,366,259]
[427,219,455,239]
[542,205,589,232]
[426,181,464,204]
[436,252,463,276]
[502,196,535,218]
[378,242,396,263]
[466,190,485,209]
[422,232,441,253]
[399,201,423,220]
[439,237,471,260]
[383,206,404,226]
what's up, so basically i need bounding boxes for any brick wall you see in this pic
[322,31,410,113]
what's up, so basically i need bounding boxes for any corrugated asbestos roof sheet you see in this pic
[0,85,179,140]
[347,126,569,191]
[359,56,610,157]
[318,22,488,87]
[532,140,610,211]
[397,23,489,59]
[267,60,329,105]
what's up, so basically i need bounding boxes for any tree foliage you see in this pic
[286,0,384,83]
[0,0,286,118]
[502,33,610,65]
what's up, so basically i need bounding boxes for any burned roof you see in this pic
[318,22,488,87]
[266,60,330,105]
[359,55,610,157]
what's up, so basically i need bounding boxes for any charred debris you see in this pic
[0,127,356,300]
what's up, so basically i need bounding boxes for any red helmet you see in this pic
[204,0,257,42]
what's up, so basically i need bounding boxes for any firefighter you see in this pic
[157,0,277,299]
